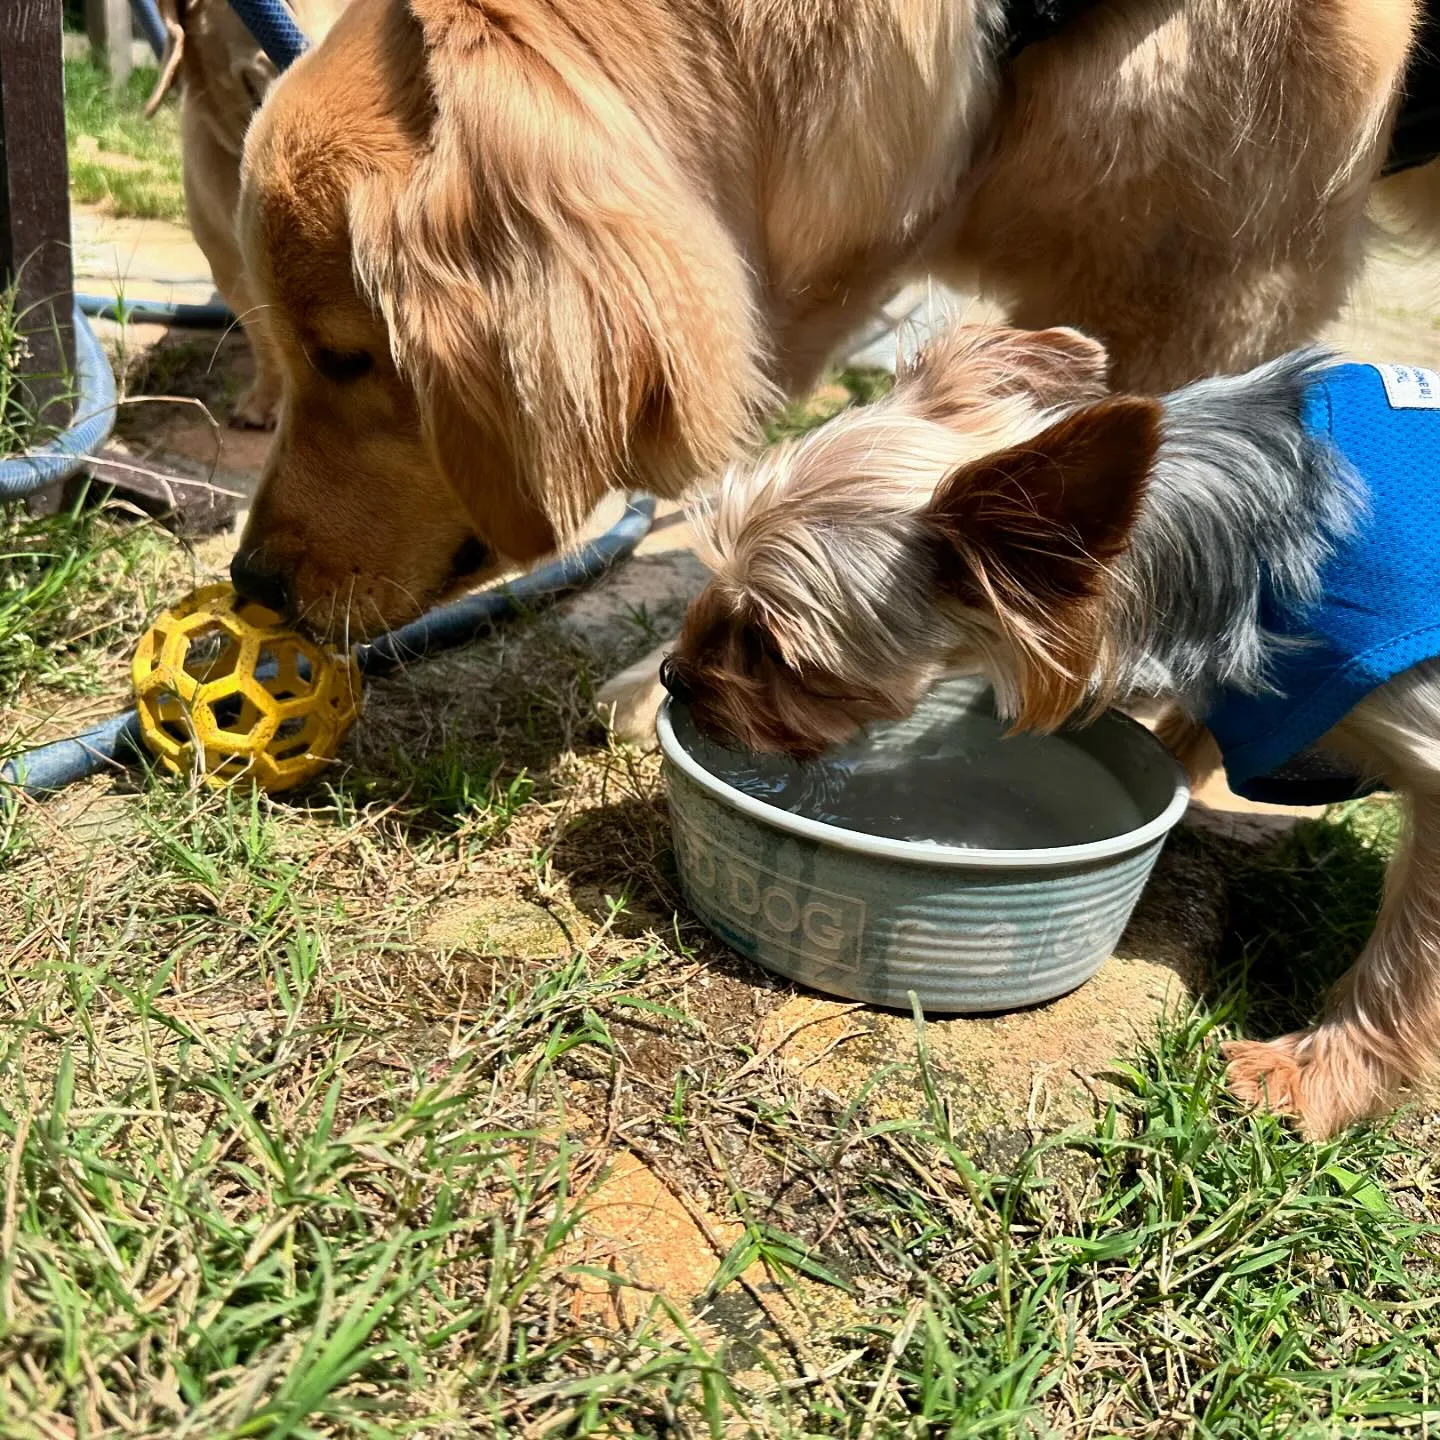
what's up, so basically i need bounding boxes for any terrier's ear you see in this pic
[927,395,1160,600]
[924,395,1161,728]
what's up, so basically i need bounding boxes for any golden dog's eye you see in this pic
[312,347,373,383]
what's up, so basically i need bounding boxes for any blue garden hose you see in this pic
[78,293,234,328]
[5,712,150,797]
[358,497,657,677]
[0,303,118,499]
[133,0,311,72]
[129,0,169,61]
[1,497,657,795]
[213,0,309,69]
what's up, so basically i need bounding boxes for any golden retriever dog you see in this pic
[229,0,1426,652]
[146,0,350,428]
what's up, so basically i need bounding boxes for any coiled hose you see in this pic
[36,0,268,489]
[0,302,118,499]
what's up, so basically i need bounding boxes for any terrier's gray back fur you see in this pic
[1113,349,1364,709]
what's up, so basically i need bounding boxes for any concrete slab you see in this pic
[73,205,218,307]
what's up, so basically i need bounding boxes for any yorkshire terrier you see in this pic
[662,322,1440,1139]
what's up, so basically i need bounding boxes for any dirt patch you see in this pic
[559,550,711,650]
[754,952,1187,1131]
[571,1151,750,1319]
[113,329,263,462]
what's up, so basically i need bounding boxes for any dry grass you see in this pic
[0,493,193,756]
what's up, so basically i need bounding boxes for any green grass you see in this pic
[4,359,1440,1433]
[4,652,1437,1437]
[0,776,732,1435]
[64,57,185,222]
[0,488,181,711]
[764,369,894,445]
[1,278,186,709]
[798,1006,1440,1436]
[1221,798,1403,1036]
[5,774,1439,1435]
[1,279,75,459]
[0,818,659,1433]
[386,742,536,841]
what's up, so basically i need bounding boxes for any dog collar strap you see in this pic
[1385,1,1440,176]
[1000,0,1100,60]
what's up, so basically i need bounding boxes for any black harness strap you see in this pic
[1385,1,1440,175]
[1000,0,1103,60]
[1231,751,1387,809]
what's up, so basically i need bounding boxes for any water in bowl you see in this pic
[693,693,1146,849]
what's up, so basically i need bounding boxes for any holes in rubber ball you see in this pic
[209,693,266,739]
[262,647,317,704]
[155,694,190,746]
[271,715,316,762]
[182,623,240,683]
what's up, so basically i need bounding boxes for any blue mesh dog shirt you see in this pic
[1203,362,1440,800]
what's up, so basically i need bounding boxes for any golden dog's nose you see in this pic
[230,548,295,620]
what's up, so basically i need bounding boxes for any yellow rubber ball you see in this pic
[133,584,362,792]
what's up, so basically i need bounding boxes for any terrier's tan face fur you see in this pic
[667,325,1159,755]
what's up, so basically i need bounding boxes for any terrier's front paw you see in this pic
[1223,1031,1384,1141]
[1223,1036,1307,1117]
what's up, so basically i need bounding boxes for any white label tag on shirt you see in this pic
[1374,363,1440,409]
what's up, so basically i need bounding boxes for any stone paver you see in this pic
[73,204,218,308]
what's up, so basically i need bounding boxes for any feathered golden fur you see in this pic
[233,0,1425,635]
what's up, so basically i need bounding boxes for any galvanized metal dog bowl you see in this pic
[659,675,1189,1013]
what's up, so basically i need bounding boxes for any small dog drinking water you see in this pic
[663,323,1440,1139]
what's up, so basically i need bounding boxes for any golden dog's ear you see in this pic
[350,7,769,562]
[144,0,186,116]
[898,325,1111,428]
[924,395,1159,731]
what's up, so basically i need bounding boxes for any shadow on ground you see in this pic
[1200,800,1396,1037]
